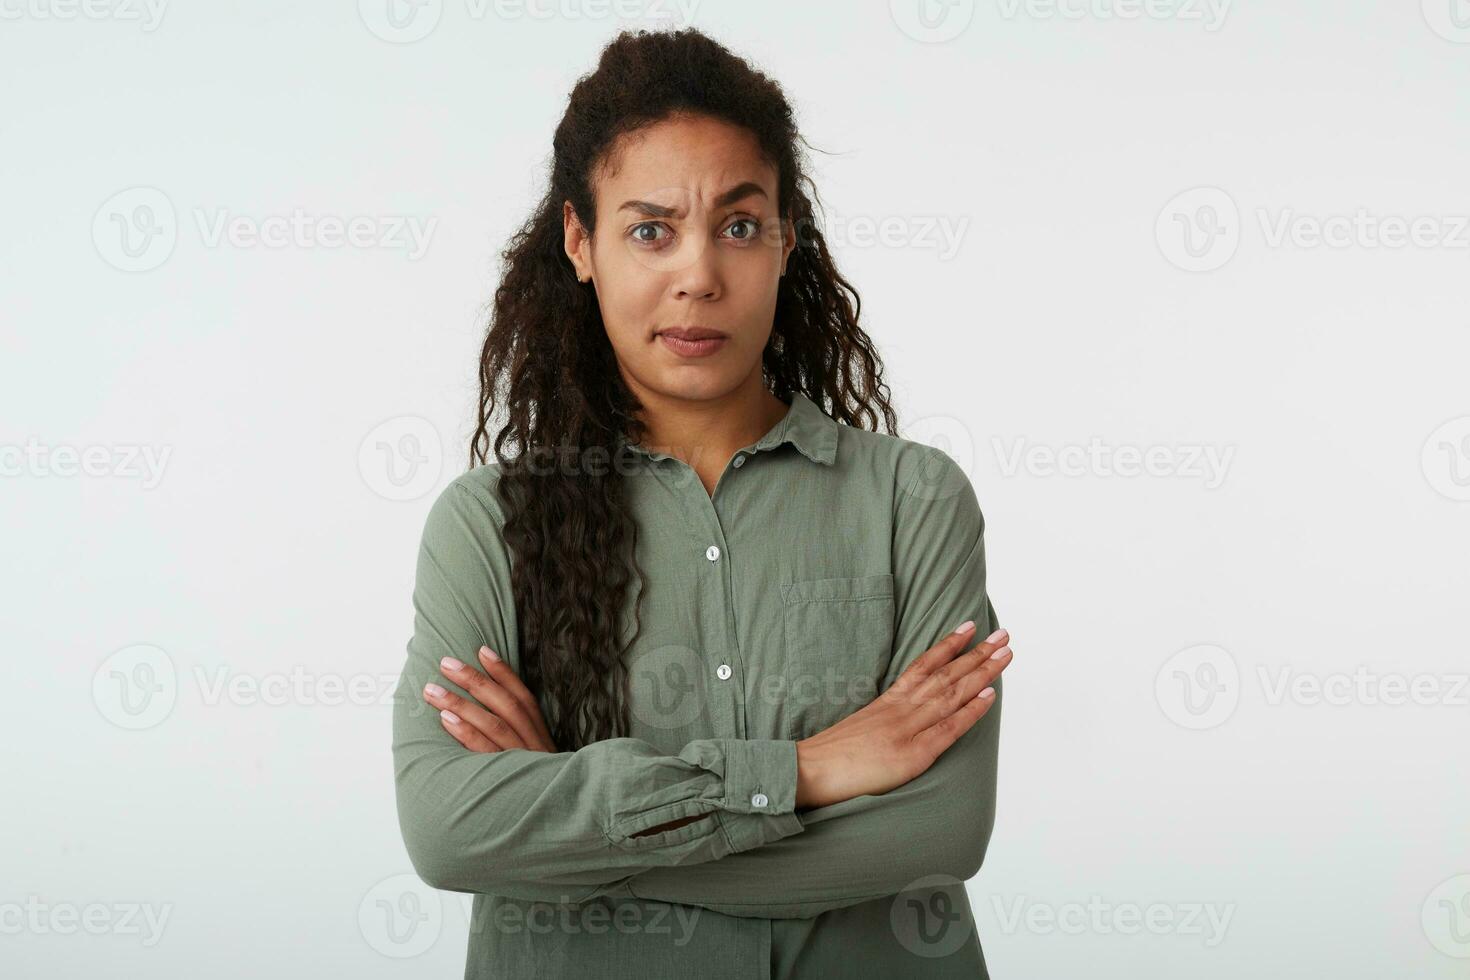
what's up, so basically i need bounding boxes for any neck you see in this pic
[630,375,789,469]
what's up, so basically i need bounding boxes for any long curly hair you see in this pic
[471,27,899,751]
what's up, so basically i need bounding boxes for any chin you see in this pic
[632,366,748,404]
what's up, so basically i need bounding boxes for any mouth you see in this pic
[656,325,729,358]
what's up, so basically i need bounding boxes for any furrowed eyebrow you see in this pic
[618,181,768,218]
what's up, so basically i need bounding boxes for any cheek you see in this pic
[595,277,662,354]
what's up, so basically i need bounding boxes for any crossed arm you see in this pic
[391,447,1004,918]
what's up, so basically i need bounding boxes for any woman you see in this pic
[392,27,1013,979]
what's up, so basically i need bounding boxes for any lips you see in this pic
[656,326,728,358]
[658,326,727,341]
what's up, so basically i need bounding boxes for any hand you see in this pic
[794,622,1012,810]
[422,646,558,753]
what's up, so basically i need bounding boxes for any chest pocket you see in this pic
[780,573,896,739]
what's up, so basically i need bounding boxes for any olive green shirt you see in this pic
[392,392,1004,979]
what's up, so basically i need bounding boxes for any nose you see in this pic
[670,236,721,302]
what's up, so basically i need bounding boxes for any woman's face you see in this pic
[564,113,795,405]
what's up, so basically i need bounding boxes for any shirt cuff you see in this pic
[714,738,804,854]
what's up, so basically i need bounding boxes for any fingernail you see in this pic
[440,657,463,672]
[976,687,995,700]
[988,645,1012,662]
[986,628,1008,643]
[480,646,500,663]
[424,683,446,698]
[440,709,461,724]
[953,620,976,635]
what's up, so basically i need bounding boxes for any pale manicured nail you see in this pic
[440,709,461,724]
[986,628,1008,643]
[976,687,995,700]
[440,657,463,672]
[989,645,1012,662]
[480,646,500,663]
[953,620,976,635]
[424,683,446,698]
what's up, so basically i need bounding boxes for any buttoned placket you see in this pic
[630,441,781,824]
[660,447,758,751]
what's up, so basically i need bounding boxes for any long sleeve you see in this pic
[392,472,806,903]
[623,446,1004,919]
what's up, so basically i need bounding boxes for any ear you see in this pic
[563,200,592,283]
[779,214,796,276]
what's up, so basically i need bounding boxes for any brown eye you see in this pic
[630,222,670,245]
[724,218,759,241]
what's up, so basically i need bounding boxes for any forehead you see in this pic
[594,113,776,209]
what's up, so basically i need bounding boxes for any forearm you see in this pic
[623,675,1002,919]
[395,690,806,902]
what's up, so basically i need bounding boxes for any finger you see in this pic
[916,677,1001,755]
[934,644,1011,715]
[889,623,1008,703]
[477,647,555,746]
[903,641,1012,730]
[888,621,989,697]
[439,708,501,752]
[437,655,540,748]
[925,635,1013,697]
[423,681,527,750]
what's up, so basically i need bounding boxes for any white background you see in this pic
[3,1,1468,976]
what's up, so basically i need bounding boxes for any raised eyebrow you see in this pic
[618,181,769,218]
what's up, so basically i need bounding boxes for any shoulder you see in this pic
[420,463,510,545]
[836,423,979,518]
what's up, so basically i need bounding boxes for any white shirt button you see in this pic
[705,545,720,561]
[732,454,745,468]
[716,664,732,680]
[751,793,769,808]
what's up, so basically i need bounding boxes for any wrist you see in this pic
[794,738,828,811]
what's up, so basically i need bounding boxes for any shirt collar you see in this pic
[617,391,839,466]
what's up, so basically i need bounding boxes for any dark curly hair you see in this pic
[471,27,899,751]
